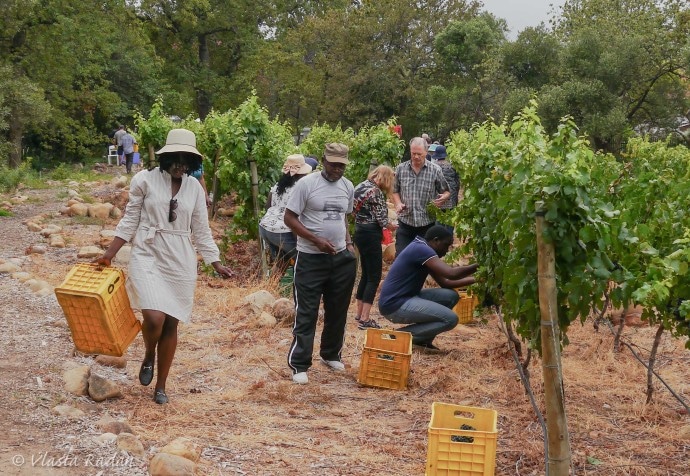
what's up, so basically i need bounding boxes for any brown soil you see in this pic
[0,176,688,475]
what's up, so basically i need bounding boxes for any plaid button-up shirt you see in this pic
[394,160,449,227]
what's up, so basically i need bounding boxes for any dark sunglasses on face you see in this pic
[169,198,178,222]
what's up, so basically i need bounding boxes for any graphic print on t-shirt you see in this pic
[323,200,343,220]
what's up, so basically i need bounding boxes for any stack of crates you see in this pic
[55,263,140,357]
[357,329,412,390]
[426,403,498,476]
[453,290,479,324]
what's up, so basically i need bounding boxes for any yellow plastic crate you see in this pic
[55,263,140,357]
[357,329,412,390]
[426,403,498,476]
[454,290,479,324]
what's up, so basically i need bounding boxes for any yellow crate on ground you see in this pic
[55,263,140,357]
[453,290,479,324]
[357,328,412,390]
[426,403,498,476]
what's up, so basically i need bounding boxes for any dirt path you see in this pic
[0,178,688,475]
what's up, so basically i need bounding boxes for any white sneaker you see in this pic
[292,372,308,384]
[320,358,345,371]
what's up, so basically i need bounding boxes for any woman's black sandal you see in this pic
[139,361,154,386]
[153,390,168,404]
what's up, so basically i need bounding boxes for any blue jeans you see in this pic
[259,226,297,264]
[383,288,459,345]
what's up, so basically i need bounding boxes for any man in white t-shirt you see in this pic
[284,143,356,384]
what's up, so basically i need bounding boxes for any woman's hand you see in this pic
[212,262,235,278]
[93,255,112,268]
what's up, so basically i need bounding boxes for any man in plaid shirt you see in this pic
[392,137,450,256]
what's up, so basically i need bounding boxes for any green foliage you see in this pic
[348,120,405,186]
[608,138,690,344]
[135,98,176,167]
[0,160,38,192]
[216,95,295,241]
[449,101,621,346]
[0,209,12,217]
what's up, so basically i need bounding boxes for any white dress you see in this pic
[114,167,220,323]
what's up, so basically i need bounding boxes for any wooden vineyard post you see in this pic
[210,148,221,218]
[147,144,156,169]
[535,202,572,475]
[249,157,268,277]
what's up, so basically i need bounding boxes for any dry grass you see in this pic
[2,184,689,475]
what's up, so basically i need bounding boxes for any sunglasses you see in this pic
[169,198,178,222]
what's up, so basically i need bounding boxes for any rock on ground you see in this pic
[149,453,196,476]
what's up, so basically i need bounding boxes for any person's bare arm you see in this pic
[425,258,478,288]
[284,209,336,254]
[392,192,406,214]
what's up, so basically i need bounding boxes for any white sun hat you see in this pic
[156,129,203,157]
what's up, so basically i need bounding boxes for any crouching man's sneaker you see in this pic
[320,358,345,371]
[292,372,308,384]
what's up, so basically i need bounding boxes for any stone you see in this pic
[88,374,122,402]
[94,433,118,445]
[243,290,276,310]
[66,198,82,206]
[216,207,235,217]
[67,181,80,188]
[149,453,196,476]
[69,202,89,217]
[272,298,295,323]
[160,437,200,463]
[10,195,28,204]
[112,176,128,188]
[52,404,85,419]
[49,234,66,248]
[97,417,134,435]
[110,206,122,219]
[34,287,54,297]
[27,222,43,232]
[116,433,146,458]
[40,225,62,237]
[27,244,47,255]
[78,246,103,259]
[88,203,114,220]
[67,189,81,199]
[28,280,50,293]
[98,230,117,248]
[12,272,32,282]
[95,355,127,369]
[112,245,131,266]
[256,311,277,327]
[0,262,21,273]
[63,366,90,396]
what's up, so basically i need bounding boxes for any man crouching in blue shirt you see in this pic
[378,225,478,352]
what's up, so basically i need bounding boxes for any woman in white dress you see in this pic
[96,129,234,404]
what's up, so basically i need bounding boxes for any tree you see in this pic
[549,0,690,150]
[1,0,162,166]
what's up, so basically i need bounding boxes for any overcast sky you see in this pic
[480,0,567,39]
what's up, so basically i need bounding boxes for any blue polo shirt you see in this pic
[378,236,438,315]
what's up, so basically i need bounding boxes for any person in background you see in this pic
[392,137,450,256]
[352,165,397,329]
[284,143,356,385]
[259,154,312,270]
[378,225,477,353]
[304,155,319,172]
[189,165,211,207]
[114,125,126,165]
[431,145,460,234]
[95,128,234,404]
[120,129,137,175]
